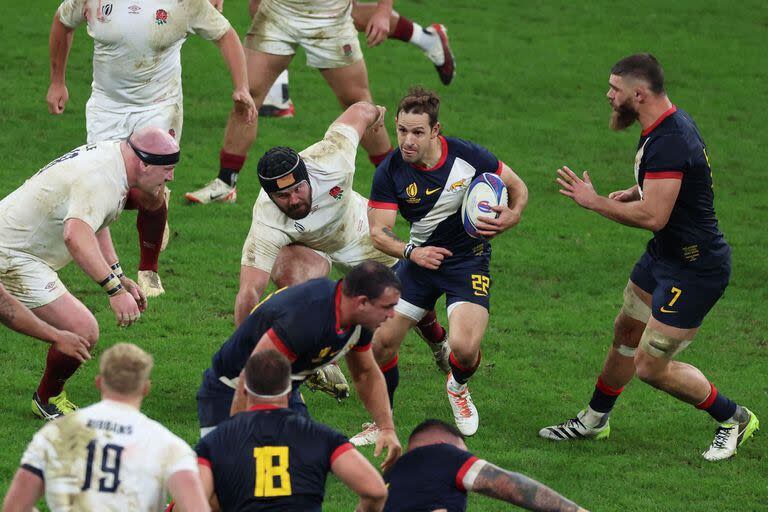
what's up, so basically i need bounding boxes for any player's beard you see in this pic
[609,101,639,131]
[280,189,313,220]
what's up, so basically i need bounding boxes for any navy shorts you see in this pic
[197,374,308,428]
[629,250,730,329]
[395,255,491,312]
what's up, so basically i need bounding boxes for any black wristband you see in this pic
[403,243,415,260]
[110,262,125,279]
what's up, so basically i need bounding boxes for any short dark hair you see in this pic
[408,419,464,443]
[244,349,291,396]
[396,86,441,127]
[611,53,665,94]
[342,261,401,300]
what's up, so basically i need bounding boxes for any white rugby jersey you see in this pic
[58,0,230,110]
[262,0,352,25]
[20,400,198,512]
[242,123,390,271]
[0,141,129,270]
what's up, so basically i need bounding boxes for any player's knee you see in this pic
[372,338,396,365]
[634,354,664,386]
[611,314,642,355]
[449,341,478,368]
[80,317,100,350]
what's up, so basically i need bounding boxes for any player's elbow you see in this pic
[357,482,388,512]
[646,215,669,232]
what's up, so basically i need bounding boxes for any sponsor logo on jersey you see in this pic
[98,3,113,22]
[425,187,441,196]
[448,178,468,192]
[405,182,420,204]
[294,222,305,232]
[44,281,58,291]
[155,9,169,25]
[128,4,141,14]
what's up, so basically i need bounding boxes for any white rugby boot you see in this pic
[350,422,380,447]
[702,408,759,461]
[138,270,165,298]
[184,178,236,204]
[446,374,479,436]
[538,409,611,441]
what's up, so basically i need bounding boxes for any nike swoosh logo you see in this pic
[426,187,441,195]
[210,191,227,200]
[659,307,677,313]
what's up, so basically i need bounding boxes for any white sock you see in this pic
[447,375,466,393]
[408,22,436,53]
[263,70,290,107]
[581,406,607,428]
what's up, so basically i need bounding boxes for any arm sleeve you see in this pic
[368,163,398,210]
[163,433,200,480]
[64,176,122,231]
[351,328,373,352]
[19,428,53,480]
[641,134,688,179]
[299,123,361,179]
[462,141,501,178]
[241,195,292,272]
[187,0,232,40]
[322,425,353,466]
[57,0,87,28]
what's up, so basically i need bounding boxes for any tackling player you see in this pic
[47,0,256,297]
[384,419,587,511]
[2,343,209,512]
[541,53,759,461]
[357,87,528,442]
[235,101,450,371]
[197,261,402,470]
[193,349,387,512]
[0,127,177,419]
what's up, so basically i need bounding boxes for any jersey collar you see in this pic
[334,281,350,334]
[247,404,284,412]
[642,105,677,136]
[410,136,448,171]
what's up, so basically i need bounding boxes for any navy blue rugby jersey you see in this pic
[635,105,729,268]
[369,136,503,258]
[209,278,373,383]
[196,405,353,511]
[384,443,480,512]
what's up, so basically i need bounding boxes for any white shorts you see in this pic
[326,234,398,271]
[0,249,67,309]
[244,0,363,69]
[86,99,183,143]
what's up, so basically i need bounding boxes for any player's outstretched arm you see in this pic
[331,449,387,512]
[2,467,44,512]
[96,228,147,312]
[333,102,386,141]
[214,28,256,124]
[234,266,270,326]
[472,462,588,512]
[167,470,211,512]
[47,10,75,115]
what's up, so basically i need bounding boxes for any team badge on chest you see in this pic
[155,9,168,25]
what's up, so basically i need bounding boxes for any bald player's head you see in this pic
[129,127,180,156]
[124,126,179,193]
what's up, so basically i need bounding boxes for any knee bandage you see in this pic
[639,328,691,359]
[621,283,651,323]
[616,344,637,357]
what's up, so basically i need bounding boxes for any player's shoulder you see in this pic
[445,136,493,160]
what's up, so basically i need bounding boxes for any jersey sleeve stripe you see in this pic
[330,442,355,465]
[455,456,479,492]
[197,457,212,468]
[643,170,683,180]
[368,200,398,210]
[20,464,44,481]
[266,328,298,361]
[494,160,504,175]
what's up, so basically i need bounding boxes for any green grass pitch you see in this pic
[1,1,766,510]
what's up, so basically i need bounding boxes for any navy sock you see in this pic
[696,382,738,423]
[380,356,399,409]
[448,351,480,385]
[588,377,624,413]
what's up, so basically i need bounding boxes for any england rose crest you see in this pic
[155,9,168,25]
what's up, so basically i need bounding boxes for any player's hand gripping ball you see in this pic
[461,173,508,238]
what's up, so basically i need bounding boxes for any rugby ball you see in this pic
[461,173,508,239]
